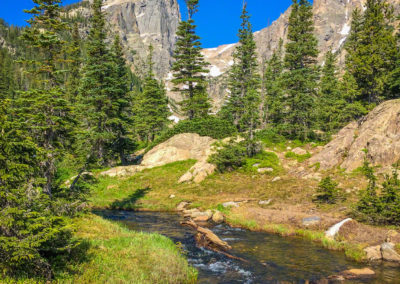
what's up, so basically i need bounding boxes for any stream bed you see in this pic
[97,210,400,283]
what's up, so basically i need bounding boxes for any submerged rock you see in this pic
[381,242,400,262]
[341,268,375,279]
[364,245,382,261]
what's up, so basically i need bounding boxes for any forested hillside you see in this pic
[0,0,399,282]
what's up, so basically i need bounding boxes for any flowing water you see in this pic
[97,210,400,283]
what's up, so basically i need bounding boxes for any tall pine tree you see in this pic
[109,35,135,165]
[263,39,284,128]
[281,0,319,140]
[220,3,261,155]
[171,0,210,119]
[18,0,74,195]
[79,0,126,166]
[134,45,170,142]
[318,50,343,133]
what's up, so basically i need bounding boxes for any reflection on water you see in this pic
[97,210,400,284]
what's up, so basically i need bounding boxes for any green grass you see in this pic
[244,151,282,173]
[90,160,197,211]
[285,151,312,162]
[65,214,197,283]
[2,214,197,284]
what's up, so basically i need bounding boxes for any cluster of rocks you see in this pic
[176,202,224,224]
[364,231,400,263]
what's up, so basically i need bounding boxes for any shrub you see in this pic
[285,151,311,162]
[244,151,281,173]
[147,116,237,151]
[208,141,247,173]
[353,153,400,226]
[314,177,342,204]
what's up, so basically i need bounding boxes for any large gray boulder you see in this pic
[309,100,400,172]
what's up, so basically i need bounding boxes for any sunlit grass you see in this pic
[62,214,197,283]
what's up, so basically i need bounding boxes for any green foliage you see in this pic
[171,0,210,119]
[345,0,397,103]
[208,141,247,173]
[79,0,134,166]
[255,129,286,148]
[263,39,284,127]
[148,116,237,150]
[244,151,281,173]
[285,151,311,162]
[314,177,342,204]
[280,0,319,140]
[220,4,261,156]
[354,152,400,225]
[134,45,170,143]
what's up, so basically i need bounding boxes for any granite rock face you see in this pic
[309,99,400,172]
[68,0,180,78]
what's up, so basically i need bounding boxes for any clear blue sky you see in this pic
[1,0,294,48]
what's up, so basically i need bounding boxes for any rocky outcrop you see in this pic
[309,99,400,172]
[101,133,217,183]
[67,0,180,78]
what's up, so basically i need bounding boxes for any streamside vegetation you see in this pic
[0,0,400,281]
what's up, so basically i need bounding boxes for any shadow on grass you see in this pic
[110,187,151,210]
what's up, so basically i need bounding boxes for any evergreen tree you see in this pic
[220,3,261,155]
[66,22,81,103]
[18,0,74,195]
[281,0,319,140]
[134,45,170,142]
[345,0,397,103]
[0,98,74,280]
[79,0,120,166]
[171,0,210,119]
[318,50,343,133]
[263,39,284,128]
[389,15,400,98]
[109,35,135,165]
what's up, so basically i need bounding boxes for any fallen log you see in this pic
[181,219,247,262]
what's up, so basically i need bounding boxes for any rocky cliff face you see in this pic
[68,0,180,78]
[200,0,400,109]
[309,99,400,172]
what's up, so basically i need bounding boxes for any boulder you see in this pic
[194,215,210,222]
[101,133,217,183]
[292,147,307,155]
[272,176,281,182]
[142,133,215,168]
[302,216,321,227]
[176,202,189,211]
[222,202,240,208]
[341,268,375,279]
[258,199,272,206]
[212,211,224,223]
[381,242,400,262]
[309,99,400,172]
[257,168,274,174]
[364,246,382,261]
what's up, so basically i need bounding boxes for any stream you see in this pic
[97,210,400,283]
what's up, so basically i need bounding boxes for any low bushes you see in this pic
[353,154,400,226]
